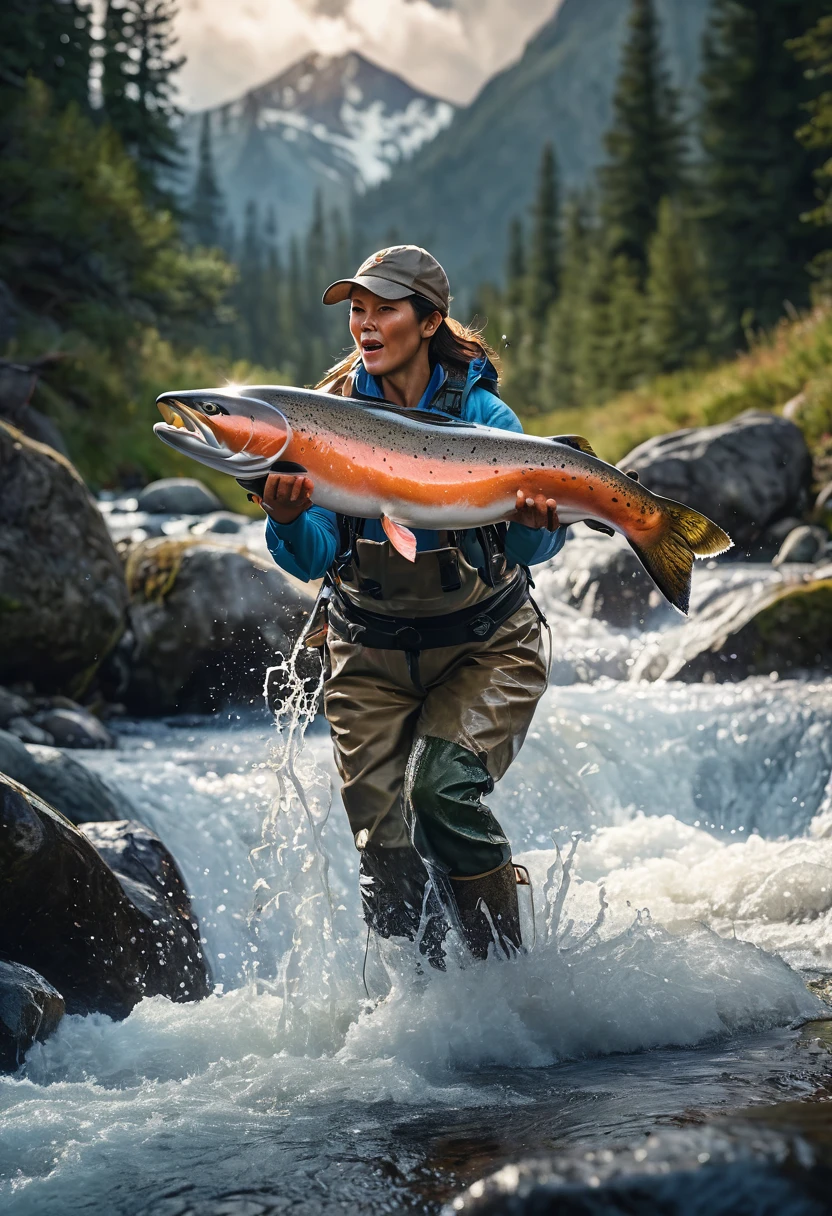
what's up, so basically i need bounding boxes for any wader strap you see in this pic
[328,573,530,653]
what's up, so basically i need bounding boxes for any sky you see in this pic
[173,0,562,111]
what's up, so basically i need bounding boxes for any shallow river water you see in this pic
[2,563,832,1214]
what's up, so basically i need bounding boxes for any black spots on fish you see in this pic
[612,497,618,503]
[560,463,566,469]
[571,476,577,480]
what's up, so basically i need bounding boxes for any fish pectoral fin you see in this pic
[381,515,418,562]
[583,519,615,537]
[549,434,599,457]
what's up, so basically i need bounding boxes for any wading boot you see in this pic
[359,842,447,967]
[450,860,522,960]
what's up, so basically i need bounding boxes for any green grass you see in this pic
[524,306,832,483]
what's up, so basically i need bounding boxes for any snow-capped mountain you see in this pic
[179,52,454,246]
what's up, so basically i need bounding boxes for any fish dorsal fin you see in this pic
[382,515,417,562]
[548,434,598,457]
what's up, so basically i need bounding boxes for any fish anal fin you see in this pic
[382,515,417,562]
[549,434,599,457]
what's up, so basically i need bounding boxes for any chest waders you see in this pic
[311,368,550,965]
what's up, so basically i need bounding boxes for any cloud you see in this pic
[174,0,560,111]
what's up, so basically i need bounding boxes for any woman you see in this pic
[260,245,566,964]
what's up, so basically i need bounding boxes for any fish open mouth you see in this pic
[156,398,226,450]
[153,389,290,477]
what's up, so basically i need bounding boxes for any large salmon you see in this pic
[153,384,732,613]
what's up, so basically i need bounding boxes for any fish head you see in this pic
[154,388,292,477]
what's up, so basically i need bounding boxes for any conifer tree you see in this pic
[505,217,526,316]
[791,14,832,290]
[644,197,710,373]
[542,198,590,409]
[101,0,183,181]
[600,0,684,280]
[1,1,92,109]
[191,112,224,248]
[699,0,828,348]
[525,142,560,319]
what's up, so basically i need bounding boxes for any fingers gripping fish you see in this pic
[153,385,732,614]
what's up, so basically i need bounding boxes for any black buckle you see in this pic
[470,615,493,639]
[395,626,423,649]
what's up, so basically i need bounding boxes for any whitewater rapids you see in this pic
[1,567,831,1213]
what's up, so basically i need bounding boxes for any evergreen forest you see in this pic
[2,0,832,492]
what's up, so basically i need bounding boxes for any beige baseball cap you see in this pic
[322,244,450,314]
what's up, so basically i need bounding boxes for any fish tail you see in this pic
[628,497,733,615]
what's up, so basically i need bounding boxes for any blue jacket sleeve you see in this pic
[466,388,569,568]
[265,508,339,582]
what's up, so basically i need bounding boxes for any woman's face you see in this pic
[349,288,441,377]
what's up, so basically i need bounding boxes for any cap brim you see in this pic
[322,275,415,306]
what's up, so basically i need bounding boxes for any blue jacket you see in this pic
[265,357,568,582]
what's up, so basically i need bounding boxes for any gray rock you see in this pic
[772,525,829,567]
[0,422,128,694]
[136,478,222,516]
[0,687,32,728]
[619,411,813,549]
[30,707,114,749]
[763,516,803,548]
[814,480,832,525]
[637,570,832,682]
[112,537,314,714]
[0,774,211,1018]
[533,529,670,628]
[0,960,64,1073]
[6,717,54,746]
[190,511,247,536]
[0,729,129,824]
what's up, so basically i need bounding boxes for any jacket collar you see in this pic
[354,361,447,412]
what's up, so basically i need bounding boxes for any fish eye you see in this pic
[200,402,226,416]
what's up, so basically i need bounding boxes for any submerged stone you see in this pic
[0,729,129,824]
[0,959,64,1073]
[0,773,211,1018]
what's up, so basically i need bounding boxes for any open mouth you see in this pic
[156,399,225,450]
[362,341,383,353]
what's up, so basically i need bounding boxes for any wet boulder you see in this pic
[535,528,670,629]
[0,959,64,1073]
[638,575,832,682]
[772,525,829,567]
[0,772,211,1016]
[190,511,248,536]
[136,477,222,516]
[0,421,128,695]
[619,411,813,551]
[110,537,314,714]
[30,706,114,749]
[0,729,131,824]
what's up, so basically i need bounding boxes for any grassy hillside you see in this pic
[524,306,832,487]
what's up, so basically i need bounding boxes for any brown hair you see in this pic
[316,292,500,394]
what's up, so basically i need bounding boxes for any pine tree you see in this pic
[101,0,183,181]
[600,0,685,280]
[190,112,224,248]
[505,217,526,316]
[542,197,590,409]
[644,197,711,373]
[1,1,92,109]
[699,0,828,348]
[525,142,560,319]
[791,14,832,291]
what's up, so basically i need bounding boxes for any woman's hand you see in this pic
[509,490,560,530]
[255,473,315,524]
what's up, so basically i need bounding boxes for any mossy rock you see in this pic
[0,421,127,695]
[677,579,832,682]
